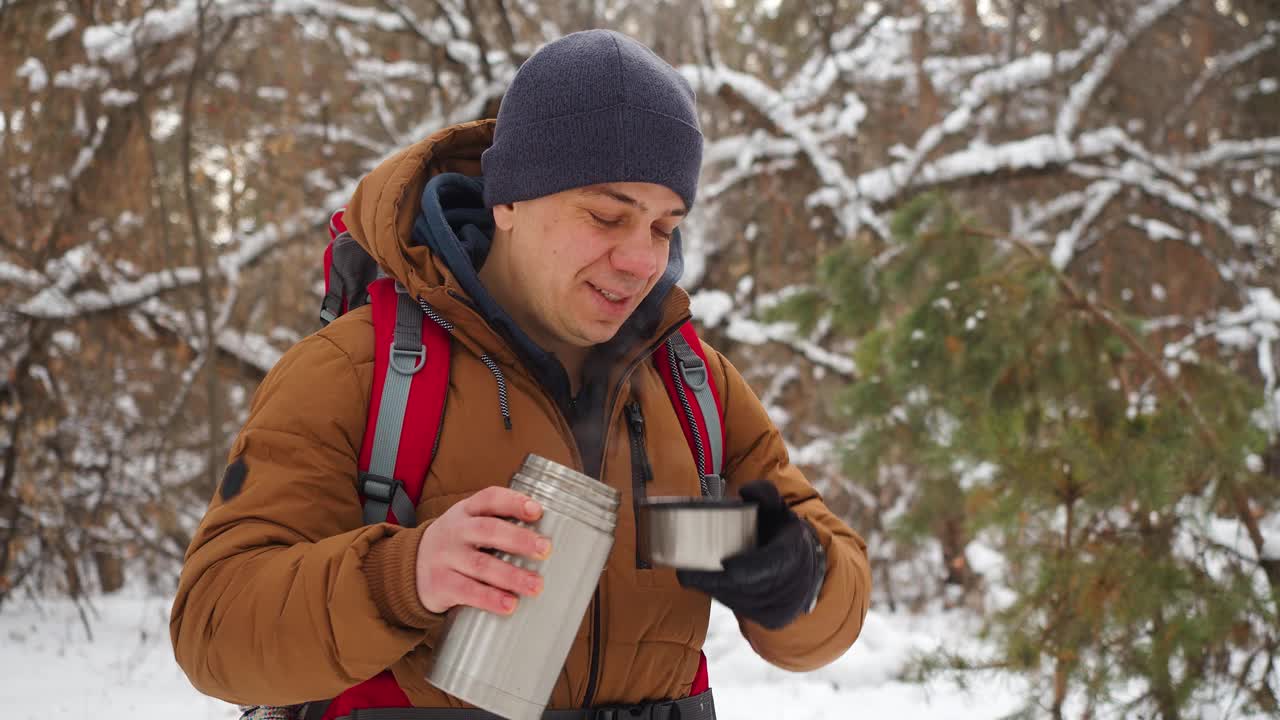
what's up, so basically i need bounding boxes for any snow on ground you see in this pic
[1,589,1023,719]
[2,589,229,719]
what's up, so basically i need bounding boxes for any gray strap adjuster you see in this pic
[360,473,416,526]
[701,474,724,499]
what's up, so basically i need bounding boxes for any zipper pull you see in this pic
[625,401,644,431]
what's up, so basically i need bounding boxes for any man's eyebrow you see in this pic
[580,187,687,217]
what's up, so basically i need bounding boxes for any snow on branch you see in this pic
[1161,31,1278,137]
[142,298,280,374]
[60,115,113,188]
[685,65,864,236]
[1181,138,1280,171]
[967,29,1110,98]
[376,0,454,45]
[0,262,44,289]
[1050,180,1121,269]
[703,156,797,201]
[727,314,856,379]
[1056,0,1183,140]
[85,1,254,67]
[220,222,286,274]
[896,27,1110,190]
[703,132,800,170]
[1126,215,1187,243]
[1068,161,1261,250]
[427,78,509,136]
[19,268,204,319]
[294,122,387,155]
[785,14,886,108]
[690,288,857,379]
[1162,287,1280,434]
[83,0,418,69]
[18,223,287,320]
[855,127,1129,203]
[1250,190,1280,212]
[1113,135,1197,187]
[1011,191,1089,243]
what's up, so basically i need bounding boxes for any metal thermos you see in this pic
[426,454,620,720]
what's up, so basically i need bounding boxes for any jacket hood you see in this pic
[344,121,493,301]
[343,120,691,384]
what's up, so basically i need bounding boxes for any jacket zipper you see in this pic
[581,314,691,709]
[581,588,603,708]
[625,401,653,569]
[422,307,691,710]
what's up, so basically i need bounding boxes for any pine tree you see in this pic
[778,194,1280,719]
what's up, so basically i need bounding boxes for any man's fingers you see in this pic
[465,516,552,561]
[463,486,543,523]
[456,548,545,598]
[439,569,520,615]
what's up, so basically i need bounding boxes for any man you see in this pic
[171,29,871,718]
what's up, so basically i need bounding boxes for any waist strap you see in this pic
[337,689,715,720]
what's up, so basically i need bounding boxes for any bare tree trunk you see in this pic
[908,0,939,127]
[1052,656,1068,720]
[0,325,35,609]
[961,0,983,52]
[181,0,222,494]
[997,0,1022,133]
[492,0,517,49]
[462,0,494,83]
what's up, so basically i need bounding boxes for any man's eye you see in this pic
[589,212,623,227]
[652,227,674,241]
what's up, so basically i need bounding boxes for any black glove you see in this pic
[677,480,826,630]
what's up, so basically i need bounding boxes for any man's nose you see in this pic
[610,230,662,280]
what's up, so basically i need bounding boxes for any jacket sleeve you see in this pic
[706,344,872,671]
[169,332,444,706]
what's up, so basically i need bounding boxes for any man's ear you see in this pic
[492,202,516,232]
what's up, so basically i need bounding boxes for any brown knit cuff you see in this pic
[363,523,441,631]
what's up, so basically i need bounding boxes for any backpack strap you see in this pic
[357,278,450,525]
[312,279,450,720]
[653,321,726,498]
[652,320,724,697]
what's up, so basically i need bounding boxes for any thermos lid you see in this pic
[512,454,620,533]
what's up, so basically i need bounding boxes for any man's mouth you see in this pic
[589,282,631,304]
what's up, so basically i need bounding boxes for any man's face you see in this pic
[490,182,684,356]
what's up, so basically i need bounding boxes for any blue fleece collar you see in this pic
[412,172,685,401]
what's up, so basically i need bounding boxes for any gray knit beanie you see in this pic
[481,29,704,210]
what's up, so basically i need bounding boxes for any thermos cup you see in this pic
[426,454,621,720]
[637,496,757,571]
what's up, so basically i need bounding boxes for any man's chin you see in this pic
[578,321,628,348]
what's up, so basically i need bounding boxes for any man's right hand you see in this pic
[415,486,552,615]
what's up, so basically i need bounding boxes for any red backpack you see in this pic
[269,209,724,720]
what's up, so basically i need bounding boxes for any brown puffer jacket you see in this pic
[170,120,872,709]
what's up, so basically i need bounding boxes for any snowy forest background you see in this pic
[1,0,1278,718]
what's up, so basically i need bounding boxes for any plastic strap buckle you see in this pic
[359,473,403,504]
[319,292,343,326]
